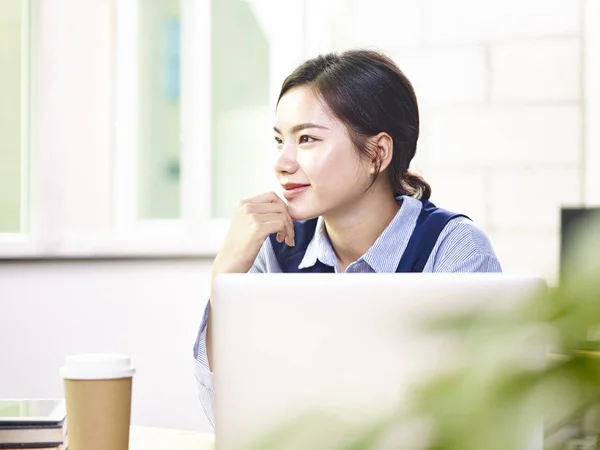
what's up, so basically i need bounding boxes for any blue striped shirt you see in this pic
[193,195,502,427]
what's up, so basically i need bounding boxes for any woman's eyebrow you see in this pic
[273,123,330,134]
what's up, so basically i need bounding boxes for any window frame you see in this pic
[0,0,31,245]
[109,0,230,257]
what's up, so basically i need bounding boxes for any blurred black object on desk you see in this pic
[561,206,600,283]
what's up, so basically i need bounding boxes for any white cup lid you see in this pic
[60,353,136,380]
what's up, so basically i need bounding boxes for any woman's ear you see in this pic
[369,132,394,174]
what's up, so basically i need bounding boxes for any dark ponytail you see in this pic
[399,171,432,200]
[279,49,432,200]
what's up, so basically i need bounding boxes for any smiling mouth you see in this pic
[282,184,310,201]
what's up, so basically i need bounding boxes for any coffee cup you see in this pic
[60,353,136,450]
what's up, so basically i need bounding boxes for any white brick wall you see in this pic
[425,169,488,226]
[424,0,581,44]
[390,48,488,107]
[420,106,581,167]
[490,38,581,102]
[488,231,560,285]
[344,0,422,51]
[488,168,582,231]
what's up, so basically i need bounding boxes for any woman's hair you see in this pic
[278,49,431,200]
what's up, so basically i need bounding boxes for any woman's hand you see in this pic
[212,192,295,275]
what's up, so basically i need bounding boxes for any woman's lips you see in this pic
[282,184,310,201]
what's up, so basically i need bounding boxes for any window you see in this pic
[210,0,272,218]
[0,0,28,234]
[130,0,274,221]
[137,0,181,220]
[116,0,305,239]
[0,0,309,258]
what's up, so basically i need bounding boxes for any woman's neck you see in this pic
[323,184,401,272]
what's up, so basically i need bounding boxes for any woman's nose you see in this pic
[274,142,299,174]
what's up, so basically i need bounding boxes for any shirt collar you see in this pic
[298,216,337,270]
[297,195,423,273]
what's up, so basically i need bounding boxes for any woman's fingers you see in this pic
[242,194,294,246]
[251,213,294,246]
[243,202,287,214]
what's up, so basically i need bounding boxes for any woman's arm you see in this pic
[193,237,282,427]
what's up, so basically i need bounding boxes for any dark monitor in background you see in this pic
[560,207,600,282]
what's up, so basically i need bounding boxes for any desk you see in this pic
[130,426,215,450]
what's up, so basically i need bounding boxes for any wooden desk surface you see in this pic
[130,425,215,450]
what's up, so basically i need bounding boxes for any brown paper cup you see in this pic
[60,354,136,450]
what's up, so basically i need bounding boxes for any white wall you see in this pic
[0,259,213,432]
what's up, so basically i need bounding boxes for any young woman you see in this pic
[193,49,501,427]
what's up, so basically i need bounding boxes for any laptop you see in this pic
[211,273,546,450]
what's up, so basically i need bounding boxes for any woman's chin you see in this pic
[287,203,320,222]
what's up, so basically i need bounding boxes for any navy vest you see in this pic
[268,200,469,273]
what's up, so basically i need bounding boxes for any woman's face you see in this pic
[273,86,374,221]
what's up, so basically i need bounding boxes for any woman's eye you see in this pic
[299,135,315,144]
[274,136,283,145]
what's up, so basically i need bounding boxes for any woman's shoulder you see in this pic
[405,196,496,257]
[441,216,494,250]
[430,215,502,272]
